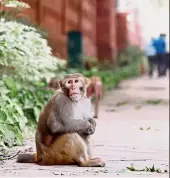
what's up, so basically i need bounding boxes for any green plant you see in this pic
[0,19,66,82]
[0,75,53,149]
[145,99,163,105]
[126,164,168,173]
[118,45,144,67]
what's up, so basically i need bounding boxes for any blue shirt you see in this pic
[153,37,166,54]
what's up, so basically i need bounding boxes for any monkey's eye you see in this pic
[75,80,79,83]
[80,87,83,91]
[68,80,72,84]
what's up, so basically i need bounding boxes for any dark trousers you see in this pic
[166,52,169,70]
[147,55,156,77]
[156,53,168,76]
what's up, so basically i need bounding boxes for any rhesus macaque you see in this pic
[86,76,103,118]
[17,73,105,167]
[48,76,103,118]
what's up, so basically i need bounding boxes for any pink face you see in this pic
[65,78,84,102]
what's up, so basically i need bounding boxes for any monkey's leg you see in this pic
[38,133,80,166]
[93,91,99,118]
[78,157,106,167]
[93,98,99,118]
[83,135,93,158]
[73,135,105,167]
[35,131,43,162]
[35,131,51,162]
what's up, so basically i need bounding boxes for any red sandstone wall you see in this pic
[82,0,96,57]
[20,0,96,59]
[116,12,128,52]
[96,0,117,62]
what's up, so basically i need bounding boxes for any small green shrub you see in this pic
[0,76,53,149]
[118,45,144,67]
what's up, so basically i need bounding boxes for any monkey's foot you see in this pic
[90,158,106,167]
[78,157,106,167]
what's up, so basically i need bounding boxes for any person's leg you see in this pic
[166,52,169,71]
[159,53,167,76]
[157,54,162,77]
[148,56,154,77]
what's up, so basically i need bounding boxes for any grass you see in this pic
[145,99,163,105]
[126,164,168,174]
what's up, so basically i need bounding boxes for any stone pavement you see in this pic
[0,76,169,177]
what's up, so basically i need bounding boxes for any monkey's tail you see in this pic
[16,153,38,163]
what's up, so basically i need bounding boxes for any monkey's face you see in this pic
[64,78,84,102]
[60,73,90,102]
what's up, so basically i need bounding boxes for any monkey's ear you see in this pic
[58,80,62,88]
[85,77,91,87]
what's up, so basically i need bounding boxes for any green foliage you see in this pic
[126,164,168,173]
[145,99,163,105]
[118,45,144,67]
[0,76,53,149]
[0,19,66,82]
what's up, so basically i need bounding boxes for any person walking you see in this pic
[144,38,156,77]
[153,33,167,77]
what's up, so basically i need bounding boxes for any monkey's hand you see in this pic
[85,119,96,135]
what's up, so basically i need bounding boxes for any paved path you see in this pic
[0,76,169,177]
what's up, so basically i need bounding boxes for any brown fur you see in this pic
[87,76,103,118]
[17,133,105,166]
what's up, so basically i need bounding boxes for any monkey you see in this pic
[17,73,105,167]
[87,76,103,118]
[48,75,103,118]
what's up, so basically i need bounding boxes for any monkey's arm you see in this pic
[47,111,92,134]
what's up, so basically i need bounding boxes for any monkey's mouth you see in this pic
[69,93,81,102]
[69,93,80,96]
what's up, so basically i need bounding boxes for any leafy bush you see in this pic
[0,19,66,82]
[118,45,144,67]
[0,76,53,149]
